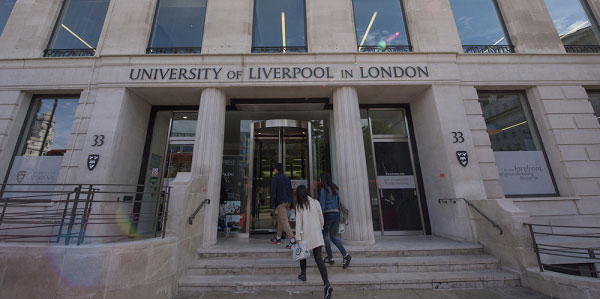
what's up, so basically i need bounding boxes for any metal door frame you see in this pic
[367,109,426,236]
[246,119,312,235]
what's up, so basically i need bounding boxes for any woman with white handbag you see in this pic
[294,185,333,299]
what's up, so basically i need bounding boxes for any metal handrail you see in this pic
[438,198,503,235]
[0,183,171,245]
[525,223,600,277]
[188,198,210,225]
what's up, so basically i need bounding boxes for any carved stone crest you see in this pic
[456,151,468,167]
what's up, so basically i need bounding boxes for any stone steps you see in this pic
[197,245,484,259]
[187,255,501,275]
[177,270,520,294]
[177,237,520,295]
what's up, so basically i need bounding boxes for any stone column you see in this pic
[495,0,565,53]
[332,87,375,245]
[402,0,462,52]
[192,88,226,247]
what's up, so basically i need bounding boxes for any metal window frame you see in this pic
[349,0,412,52]
[251,0,308,53]
[477,91,560,198]
[146,0,209,54]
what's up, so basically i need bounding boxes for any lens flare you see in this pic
[378,40,387,50]
[386,32,400,43]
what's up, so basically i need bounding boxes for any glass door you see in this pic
[364,109,425,235]
[248,120,311,233]
[373,140,423,233]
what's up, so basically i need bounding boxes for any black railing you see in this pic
[0,184,171,245]
[463,45,515,54]
[438,198,503,235]
[188,198,210,225]
[526,223,599,277]
[251,46,307,53]
[564,45,600,54]
[146,47,202,54]
[43,49,96,57]
[358,45,412,53]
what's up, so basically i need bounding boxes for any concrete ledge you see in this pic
[522,267,600,299]
[0,238,177,299]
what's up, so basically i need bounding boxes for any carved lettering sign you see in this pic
[128,65,430,82]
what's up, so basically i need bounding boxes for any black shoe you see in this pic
[342,254,352,269]
[298,273,306,282]
[323,256,335,265]
[286,240,296,249]
[324,284,333,299]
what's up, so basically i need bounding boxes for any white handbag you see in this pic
[292,241,310,261]
[288,208,296,221]
[338,223,346,234]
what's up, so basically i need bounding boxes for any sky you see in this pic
[544,0,593,37]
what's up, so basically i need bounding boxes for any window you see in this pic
[5,97,78,186]
[544,0,600,53]
[45,0,111,57]
[352,0,410,53]
[148,0,207,54]
[0,0,16,36]
[479,93,557,196]
[252,0,306,53]
[588,91,600,123]
[449,0,513,53]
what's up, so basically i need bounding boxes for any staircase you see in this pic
[176,236,520,295]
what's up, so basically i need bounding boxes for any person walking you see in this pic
[295,185,333,299]
[269,163,296,248]
[319,172,351,269]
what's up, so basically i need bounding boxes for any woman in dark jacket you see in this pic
[319,172,351,269]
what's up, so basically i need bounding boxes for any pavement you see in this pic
[174,287,551,299]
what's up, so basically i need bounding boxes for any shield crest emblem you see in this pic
[87,154,99,171]
[456,151,468,167]
[17,171,27,184]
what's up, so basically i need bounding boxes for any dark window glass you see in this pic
[252,0,306,53]
[0,0,16,36]
[588,92,600,123]
[5,97,78,186]
[450,0,511,52]
[544,0,600,46]
[149,0,207,51]
[47,0,110,53]
[479,93,557,196]
[352,0,410,52]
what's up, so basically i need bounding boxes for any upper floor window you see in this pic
[450,0,514,54]
[544,0,600,53]
[45,0,111,57]
[352,0,410,53]
[252,0,306,53]
[588,91,600,123]
[147,0,207,54]
[0,0,16,37]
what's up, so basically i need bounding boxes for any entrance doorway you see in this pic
[248,120,312,233]
[362,108,428,236]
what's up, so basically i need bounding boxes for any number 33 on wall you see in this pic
[91,135,105,147]
[451,131,464,144]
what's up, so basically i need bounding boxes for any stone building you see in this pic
[0,0,599,298]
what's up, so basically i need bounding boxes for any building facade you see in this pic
[1,0,600,295]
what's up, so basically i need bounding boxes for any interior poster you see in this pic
[221,155,243,229]
[494,151,555,195]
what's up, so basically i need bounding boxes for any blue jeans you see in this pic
[322,212,347,258]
